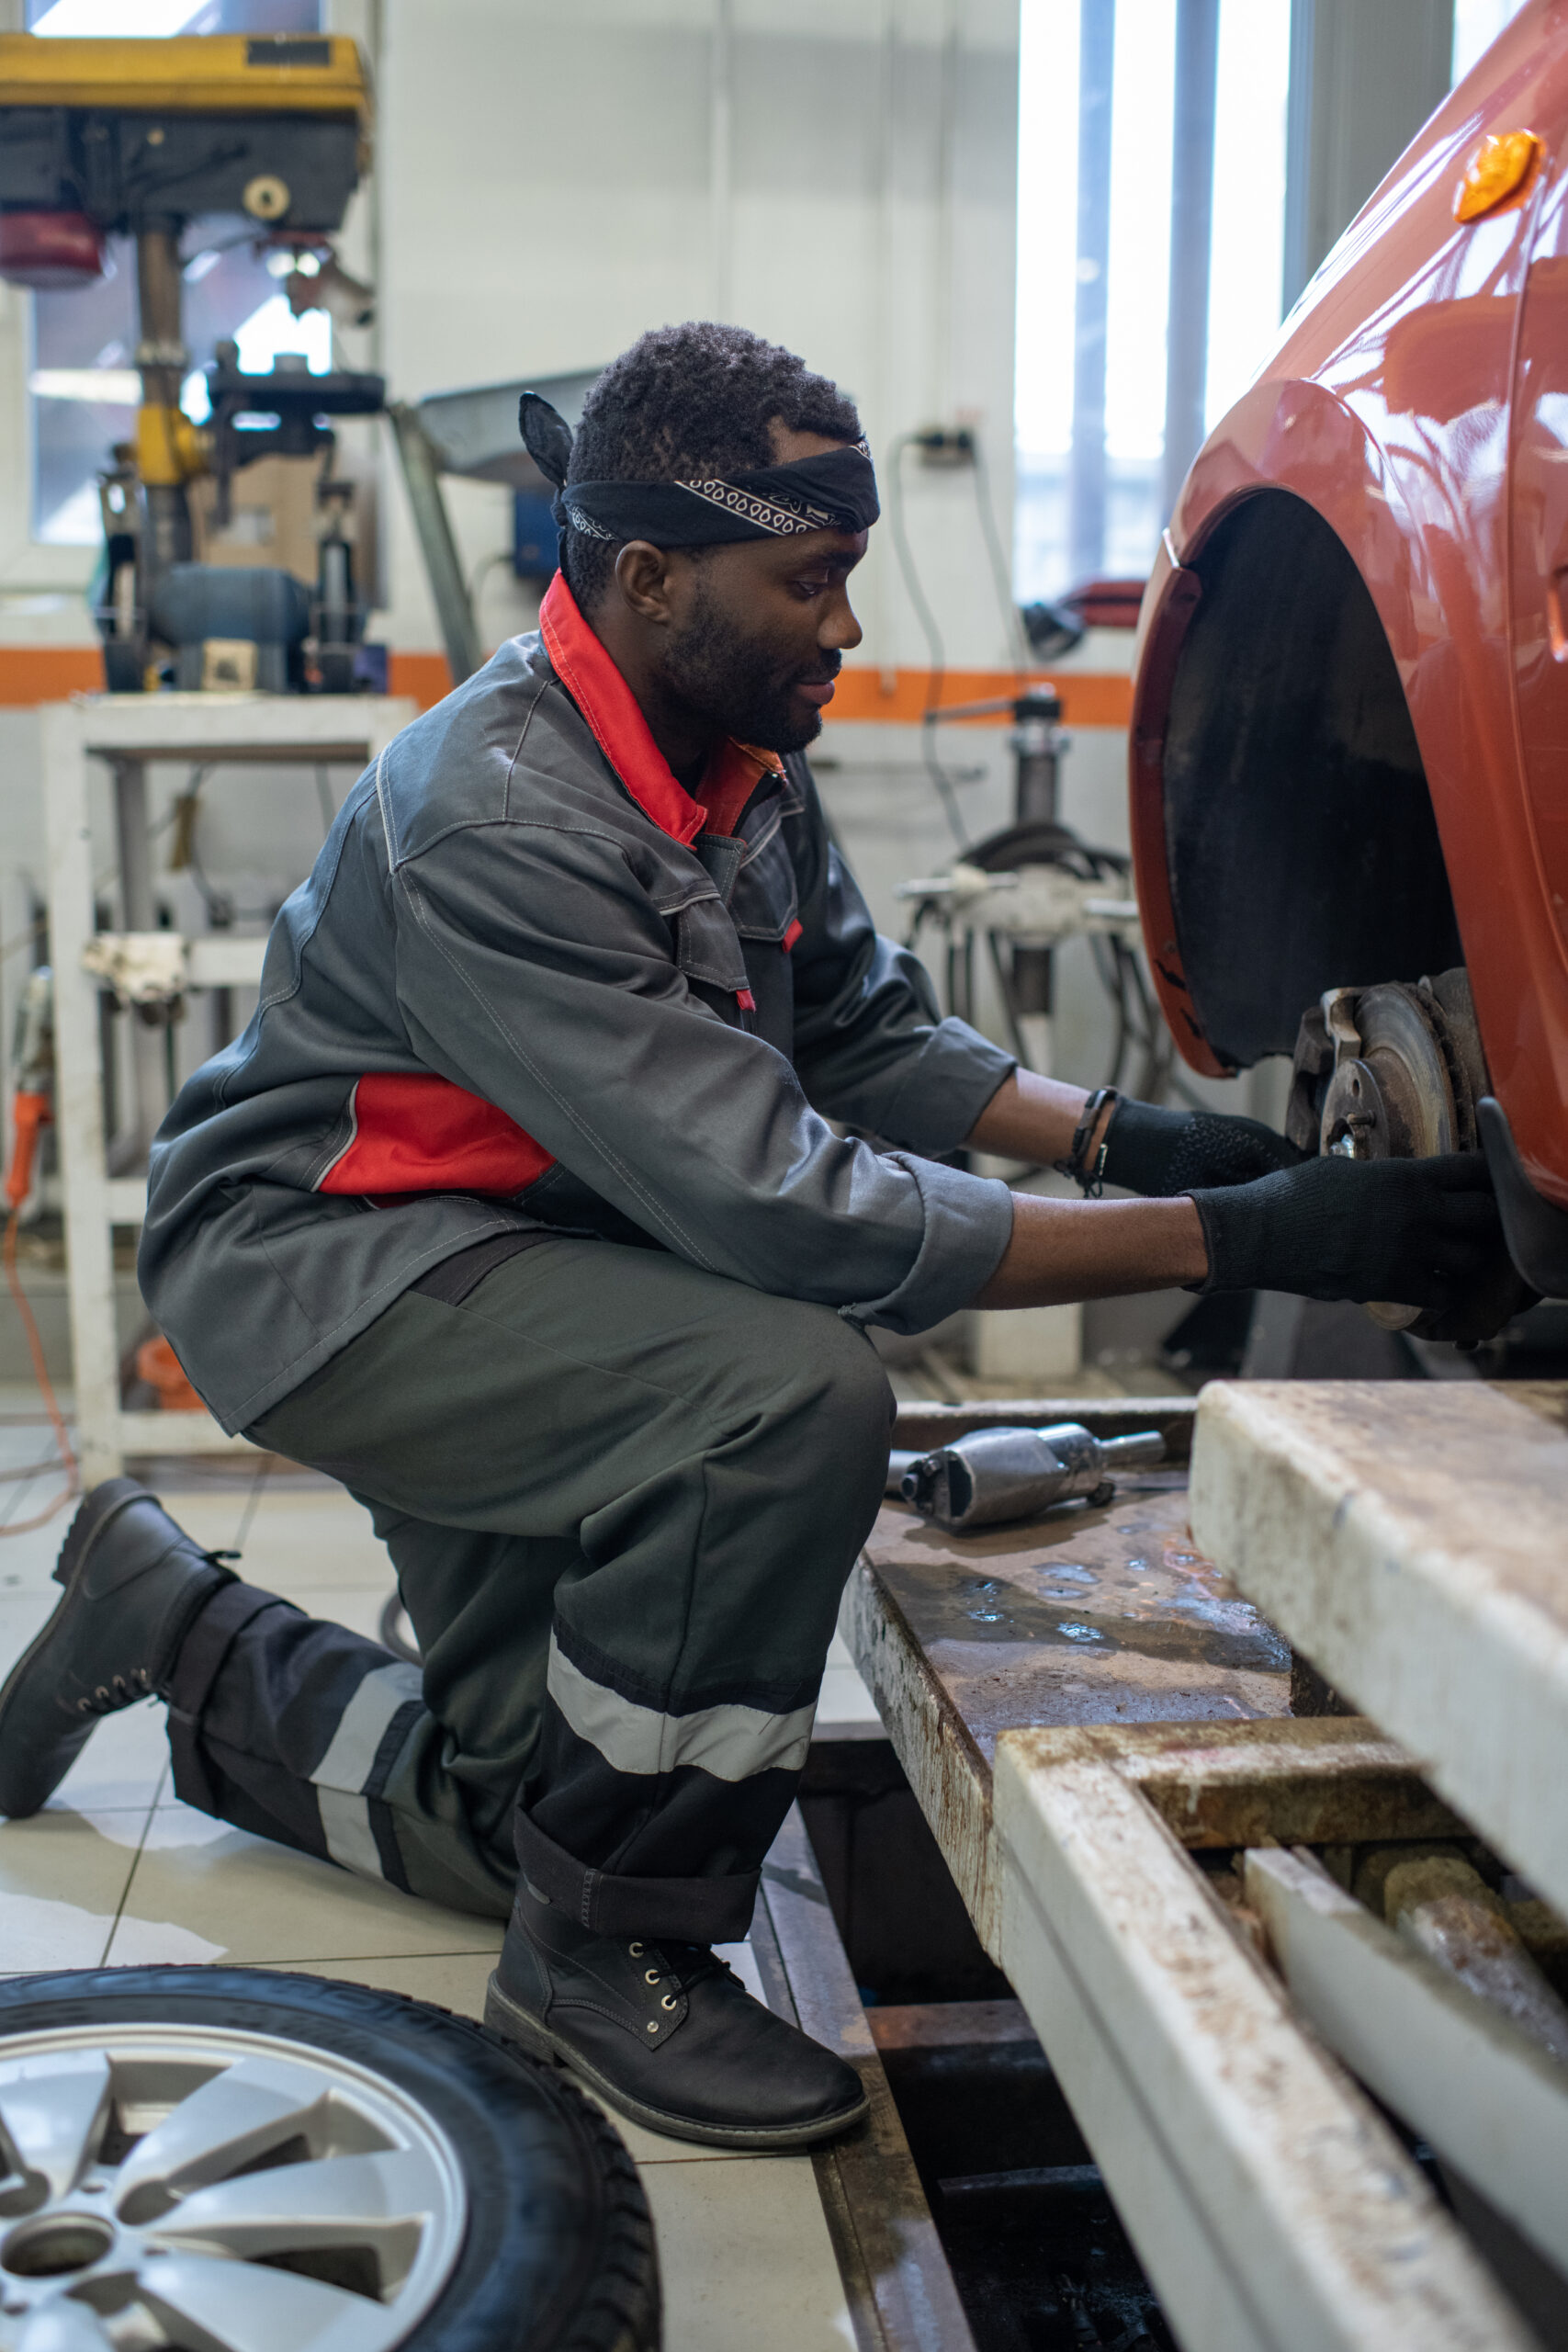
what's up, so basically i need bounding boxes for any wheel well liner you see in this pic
[1164,490,1461,1068]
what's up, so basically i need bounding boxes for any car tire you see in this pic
[0,1965,660,2352]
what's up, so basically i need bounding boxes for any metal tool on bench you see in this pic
[891,1420,1165,1532]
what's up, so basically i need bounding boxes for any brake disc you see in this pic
[1285,969,1493,1334]
[1319,982,1466,1164]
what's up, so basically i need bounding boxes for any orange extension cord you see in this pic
[2,1092,79,1535]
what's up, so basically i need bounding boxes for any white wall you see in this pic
[1,0,1031,1158]
[357,0,1021,672]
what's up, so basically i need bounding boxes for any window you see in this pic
[1016,0,1290,603]
[27,0,327,546]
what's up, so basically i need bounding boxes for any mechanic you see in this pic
[0,323,1504,2154]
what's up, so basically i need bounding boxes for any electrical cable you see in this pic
[970,429,1032,683]
[886,437,1194,1114]
[0,1213,78,1537]
[467,548,516,608]
[885,431,971,850]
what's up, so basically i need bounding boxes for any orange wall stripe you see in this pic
[826,665,1133,728]
[386,650,452,709]
[0,646,104,705]
[0,645,1134,728]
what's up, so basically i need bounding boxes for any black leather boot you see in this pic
[485,1881,868,2151]
[0,1479,235,1819]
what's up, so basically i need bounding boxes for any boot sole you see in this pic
[483,1972,869,2153]
[0,1487,156,1817]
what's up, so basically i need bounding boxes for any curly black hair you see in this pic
[561,321,863,610]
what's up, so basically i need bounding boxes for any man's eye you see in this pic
[793,577,829,597]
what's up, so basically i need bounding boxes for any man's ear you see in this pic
[613,540,678,624]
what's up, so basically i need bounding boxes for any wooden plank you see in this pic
[761,1807,978,2352]
[840,1506,1536,2352]
[993,1736,1535,2352]
[1189,1379,1568,1919]
[861,1476,1288,1759]
[840,1456,1295,1959]
[1247,1845,1568,2279]
[840,1555,998,1952]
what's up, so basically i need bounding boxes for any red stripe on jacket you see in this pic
[317,1073,555,1196]
[540,572,780,845]
[319,587,780,1203]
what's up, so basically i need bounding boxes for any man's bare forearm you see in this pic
[965,1069,1115,1169]
[975,1190,1209,1308]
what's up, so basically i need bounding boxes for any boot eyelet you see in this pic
[644,1970,660,1985]
[660,1995,677,2012]
[646,2021,659,2034]
[628,1941,644,1957]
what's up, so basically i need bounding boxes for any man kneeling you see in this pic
[0,323,1505,2150]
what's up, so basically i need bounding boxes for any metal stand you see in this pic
[42,692,415,1489]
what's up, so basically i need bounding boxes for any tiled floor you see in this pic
[0,1399,864,2347]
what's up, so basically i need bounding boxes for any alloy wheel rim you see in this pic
[0,2018,469,2350]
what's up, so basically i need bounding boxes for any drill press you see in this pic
[0,31,380,690]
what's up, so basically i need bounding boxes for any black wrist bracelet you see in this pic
[1055,1085,1120,1196]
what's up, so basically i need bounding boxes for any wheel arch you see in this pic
[1133,384,1471,1075]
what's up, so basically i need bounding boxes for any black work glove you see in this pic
[1190,1151,1505,1314]
[1099,1097,1306,1196]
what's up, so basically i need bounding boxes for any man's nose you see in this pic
[821,590,863,654]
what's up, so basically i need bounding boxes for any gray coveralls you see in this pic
[142,577,1016,1939]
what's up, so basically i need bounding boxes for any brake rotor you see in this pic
[1283,970,1503,1337]
[1319,982,1465,1165]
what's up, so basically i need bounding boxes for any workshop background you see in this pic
[0,0,1525,1395]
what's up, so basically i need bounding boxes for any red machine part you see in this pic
[2,1090,76,1530]
[3,1090,50,1212]
[0,209,106,288]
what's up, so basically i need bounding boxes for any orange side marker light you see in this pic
[1454,129,1541,223]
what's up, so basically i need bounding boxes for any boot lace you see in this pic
[75,1666,153,1717]
[72,1545,235,1719]
[626,1939,741,2006]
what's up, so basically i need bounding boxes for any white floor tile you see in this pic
[0,1810,151,1970]
[175,1488,392,1595]
[107,1804,505,1965]
[48,1700,171,1814]
[0,1513,70,1594]
[265,1951,500,2016]
[0,1587,56,1677]
[642,2157,856,2350]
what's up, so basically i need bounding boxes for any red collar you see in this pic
[540,571,778,844]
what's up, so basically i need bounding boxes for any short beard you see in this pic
[661,571,832,754]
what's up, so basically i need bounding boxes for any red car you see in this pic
[1131,1,1568,1298]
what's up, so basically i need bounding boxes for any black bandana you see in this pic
[519,391,879,548]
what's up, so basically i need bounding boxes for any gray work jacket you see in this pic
[140,582,1016,1435]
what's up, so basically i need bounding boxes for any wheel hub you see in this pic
[1285,968,1495,1333]
[0,2022,468,2352]
[1318,982,1464,1163]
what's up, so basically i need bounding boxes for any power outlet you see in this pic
[912,424,976,468]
